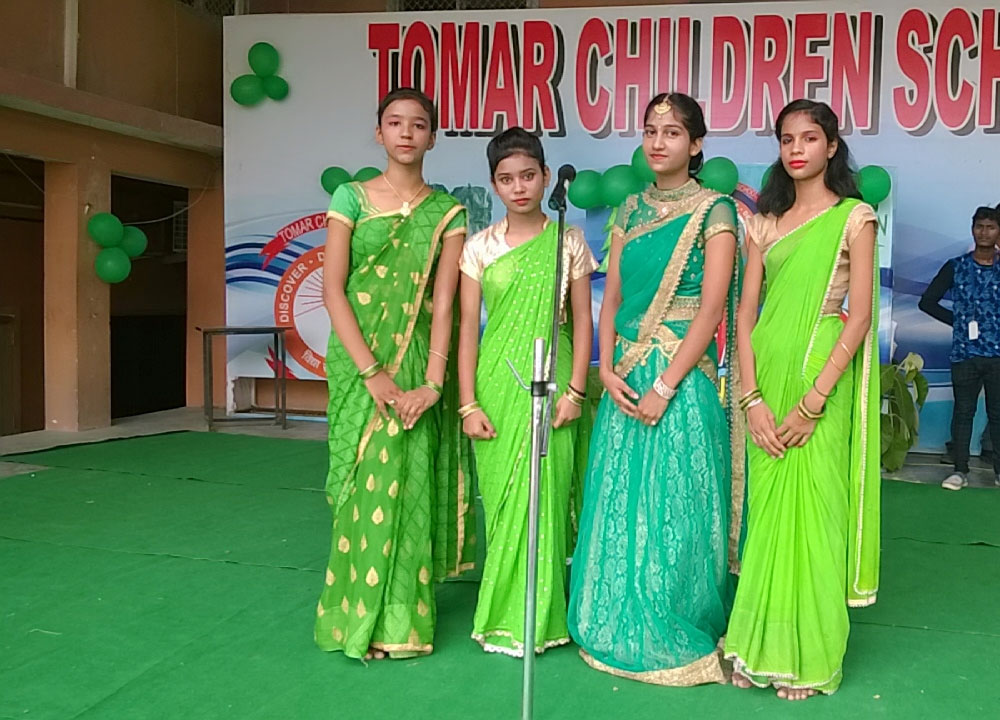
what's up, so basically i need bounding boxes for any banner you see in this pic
[224,2,999,449]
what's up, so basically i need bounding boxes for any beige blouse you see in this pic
[459,219,598,283]
[746,203,878,314]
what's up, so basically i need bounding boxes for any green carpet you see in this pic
[1,431,998,719]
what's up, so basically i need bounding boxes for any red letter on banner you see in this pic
[522,20,559,132]
[893,9,934,132]
[482,22,519,132]
[791,13,828,100]
[576,18,612,134]
[709,16,748,132]
[368,23,400,101]
[655,18,672,95]
[749,15,789,132]
[613,18,654,132]
[441,22,481,131]
[831,12,875,132]
[674,17,694,95]
[934,9,976,131]
[401,21,436,100]
[980,10,1000,129]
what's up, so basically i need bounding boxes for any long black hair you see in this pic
[643,92,706,176]
[486,127,545,177]
[377,87,437,133]
[757,99,860,217]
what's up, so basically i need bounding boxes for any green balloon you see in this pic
[230,74,265,107]
[321,166,352,194]
[857,165,891,205]
[354,167,382,182]
[630,146,656,183]
[248,42,280,77]
[120,226,148,258]
[567,169,602,210]
[94,247,131,284]
[698,157,739,195]
[262,75,289,101]
[601,165,643,208]
[87,212,124,248]
[760,165,773,191]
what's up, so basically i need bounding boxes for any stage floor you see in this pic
[2,431,998,719]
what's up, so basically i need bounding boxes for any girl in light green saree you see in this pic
[725,100,880,699]
[316,89,475,661]
[458,129,597,656]
[569,94,742,686]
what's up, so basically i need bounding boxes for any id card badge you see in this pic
[969,320,980,340]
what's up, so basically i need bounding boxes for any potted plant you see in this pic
[880,352,929,471]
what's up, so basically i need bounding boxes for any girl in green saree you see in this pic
[458,128,597,656]
[569,94,742,685]
[725,100,880,699]
[315,89,475,661]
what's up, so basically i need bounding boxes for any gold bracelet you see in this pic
[838,341,852,357]
[359,361,382,380]
[739,387,761,403]
[423,379,443,395]
[796,398,824,421]
[429,349,448,362]
[566,383,586,400]
[739,389,762,410]
[830,356,848,373]
[458,401,481,419]
[564,392,584,407]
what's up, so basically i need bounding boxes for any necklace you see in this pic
[382,175,427,218]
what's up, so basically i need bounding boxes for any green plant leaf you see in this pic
[913,372,929,408]
[880,364,897,395]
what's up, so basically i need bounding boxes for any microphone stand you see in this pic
[511,178,570,720]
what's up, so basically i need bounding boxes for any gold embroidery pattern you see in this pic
[326,210,355,230]
[703,222,738,242]
[366,567,379,587]
[580,648,726,686]
[372,506,384,525]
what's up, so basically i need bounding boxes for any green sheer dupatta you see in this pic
[753,199,880,605]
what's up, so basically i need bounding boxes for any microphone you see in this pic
[547,164,576,211]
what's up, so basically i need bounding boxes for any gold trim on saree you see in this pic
[581,648,727,687]
[726,653,842,694]
[725,253,746,574]
[326,210,355,229]
[614,192,718,379]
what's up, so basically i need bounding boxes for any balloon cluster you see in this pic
[568,147,742,210]
[320,166,382,194]
[230,42,289,107]
[87,213,147,284]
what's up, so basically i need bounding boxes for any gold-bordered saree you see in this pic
[568,180,744,686]
[724,198,881,694]
[315,184,476,660]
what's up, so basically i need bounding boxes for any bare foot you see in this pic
[732,672,753,689]
[777,687,816,701]
[363,647,387,661]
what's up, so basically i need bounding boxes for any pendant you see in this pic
[400,202,411,218]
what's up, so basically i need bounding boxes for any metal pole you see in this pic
[521,337,547,720]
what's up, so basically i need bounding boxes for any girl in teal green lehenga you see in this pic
[568,93,744,685]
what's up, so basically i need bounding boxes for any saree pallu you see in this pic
[315,192,476,660]
[471,223,578,656]
[569,187,743,685]
[724,199,880,694]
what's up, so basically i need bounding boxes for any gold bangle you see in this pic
[423,379,443,395]
[458,401,481,419]
[796,398,824,421]
[739,389,762,410]
[740,388,761,403]
[429,349,448,362]
[564,392,584,407]
[566,383,586,400]
[359,361,382,380]
[838,341,852,357]
[830,356,848,373]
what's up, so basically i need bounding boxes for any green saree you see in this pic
[469,222,582,656]
[724,199,881,693]
[569,180,744,685]
[315,183,476,660]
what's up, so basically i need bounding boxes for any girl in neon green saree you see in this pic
[458,129,597,656]
[569,94,743,685]
[725,100,880,699]
[315,89,475,661]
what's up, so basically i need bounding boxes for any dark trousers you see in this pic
[951,357,1000,474]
